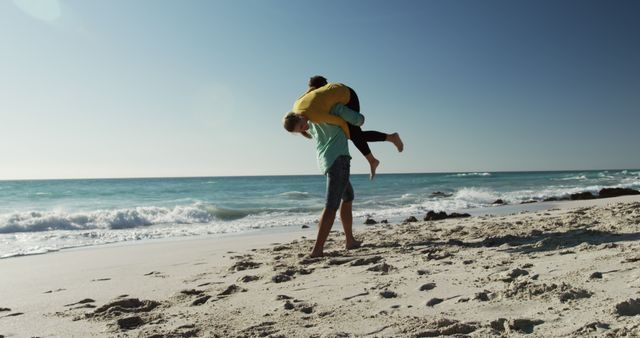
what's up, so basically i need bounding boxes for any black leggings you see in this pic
[346,87,387,157]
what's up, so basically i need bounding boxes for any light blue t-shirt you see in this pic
[307,104,365,174]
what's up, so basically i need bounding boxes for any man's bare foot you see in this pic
[346,240,362,250]
[369,159,380,180]
[308,251,324,258]
[388,133,404,152]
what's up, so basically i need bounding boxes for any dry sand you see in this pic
[1,196,640,337]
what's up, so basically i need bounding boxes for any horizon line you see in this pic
[1,168,637,182]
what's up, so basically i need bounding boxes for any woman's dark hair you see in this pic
[308,75,328,89]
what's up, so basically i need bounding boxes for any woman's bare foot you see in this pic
[369,158,380,180]
[346,239,362,250]
[388,133,404,152]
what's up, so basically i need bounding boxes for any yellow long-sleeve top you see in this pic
[293,83,352,138]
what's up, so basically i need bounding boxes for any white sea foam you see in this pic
[450,172,492,177]
[554,175,587,181]
[453,187,500,204]
[278,191,314,200]
[597,173,615,179]
[0,203,267,234]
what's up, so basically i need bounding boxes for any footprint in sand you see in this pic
[143,271,167,278]
[574,321,610,335]
[350,256,383,266]
[64,298,97,310]
[180,289,204,296]
[1,312,24,318]
[474,292,490,302]
[163,324,200,337]
[65,298,95,307]
[218,284,246,296]
[426,298,443,307]
[272,245,292,252]
[89,298,160,318]
[191,295,212,306]
[327,257,357,266]
[238,321,279,337]
[116,316,144,330]
[238,275,260,283]
[176,289,212,306]
[589,271,603,279]
[229,261,261,272]
[420,283,437,291]
[367,263,395,274]
[271,273,293,283]
[283,300,315,314]
[78,298,163,331]
[401,318,478,336]
[43,288,66,294]
[559,288,592,303]
[491,318,544,334]
[379,290,398,299]
[299,257,322,265]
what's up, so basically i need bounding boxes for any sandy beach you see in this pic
[1,196,639,337]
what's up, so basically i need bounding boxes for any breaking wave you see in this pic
[0,203,265,234]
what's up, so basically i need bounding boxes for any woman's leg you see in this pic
[346,87,404,176]
[363,131,404,152]
[348,124,379,180]
[346,87,360,112]
[347,124,373,156]
[346,87,380,179]
[362,131,387,142]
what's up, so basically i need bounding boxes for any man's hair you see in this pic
[308,75,328,89]
[283,112,302,132]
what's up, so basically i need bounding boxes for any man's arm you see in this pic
[330,104,365,127]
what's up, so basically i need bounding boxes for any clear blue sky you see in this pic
[1,0,638,180]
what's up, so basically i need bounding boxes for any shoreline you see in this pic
[4,192,639,261]
[1,195,639,337]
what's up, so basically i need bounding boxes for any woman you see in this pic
[285,76,403,179]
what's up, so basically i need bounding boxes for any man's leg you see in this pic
[339,181,361,249]
[339,200,361,249]
[310,207,337,257]
[310,156,349,257]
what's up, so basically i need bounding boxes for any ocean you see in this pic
[1,169,639,258]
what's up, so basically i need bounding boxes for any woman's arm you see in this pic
[331,104,364,127]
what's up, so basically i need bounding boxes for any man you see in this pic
[283,104,364,257]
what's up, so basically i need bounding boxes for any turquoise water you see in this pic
[1,170,638,258]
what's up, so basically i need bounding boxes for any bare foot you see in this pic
[308,251,324,258]
[346,240,362,250]
[388,133,404,152]
[369,159,380,180]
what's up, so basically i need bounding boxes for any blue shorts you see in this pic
[325,156,354,211]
